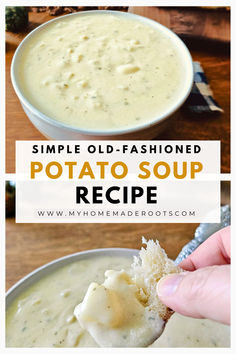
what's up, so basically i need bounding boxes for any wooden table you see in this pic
[6,220,198,290]
[6,8,230,173]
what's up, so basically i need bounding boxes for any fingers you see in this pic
[157,265,230,325]
[180,226,231,271]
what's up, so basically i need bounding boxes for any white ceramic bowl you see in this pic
[6,248,138,308]
[11,10,194,140]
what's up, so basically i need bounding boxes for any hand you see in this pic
[157,226,230,325]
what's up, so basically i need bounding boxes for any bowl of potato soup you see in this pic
[11,10,193,140]
[6,248,230,348]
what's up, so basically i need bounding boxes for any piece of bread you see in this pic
[131,237,181,321]
[74,237,181,347]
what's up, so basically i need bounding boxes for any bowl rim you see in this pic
[6,247,138,306]
[11,10,194,137]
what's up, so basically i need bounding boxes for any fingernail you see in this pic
[157,273,187,297]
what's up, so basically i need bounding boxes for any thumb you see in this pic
[157,265,230,325]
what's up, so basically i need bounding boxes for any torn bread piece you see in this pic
[130,237,181,322]
[74,238,181,347]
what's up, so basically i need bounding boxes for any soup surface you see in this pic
[6,255,230,347]
[18,12,186,131]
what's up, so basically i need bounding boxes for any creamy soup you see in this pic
[17,12,186,131]
[152,313,230,348]
[6,255,230,347]
[74,269,165,347]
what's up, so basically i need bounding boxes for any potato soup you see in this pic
[17,12,187,131]
[6,255,230,347]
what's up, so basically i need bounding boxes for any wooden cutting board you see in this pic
[129,7,230,42]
